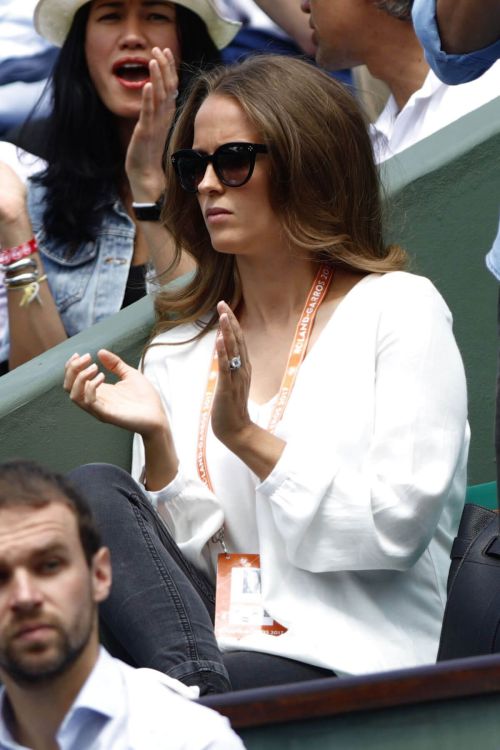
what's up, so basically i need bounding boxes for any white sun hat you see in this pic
[34,0,241,50]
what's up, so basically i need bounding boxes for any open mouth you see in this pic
[113,61,150,85]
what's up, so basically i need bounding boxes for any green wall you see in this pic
[0,295,154,470]
[383,97,500,483]
[237,693,500,750]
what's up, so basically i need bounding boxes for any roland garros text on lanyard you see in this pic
[197,263,333,497]
[199,264,333,640]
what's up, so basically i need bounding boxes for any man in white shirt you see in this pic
[0,459,244,750]
[300,0,500,162]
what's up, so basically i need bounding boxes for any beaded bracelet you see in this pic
[0,238,38,267]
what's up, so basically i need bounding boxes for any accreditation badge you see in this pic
[214,554,287,640]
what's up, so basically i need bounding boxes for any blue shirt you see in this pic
[0,648,244,749]
[412,0,500,83]
[412,0,500,280]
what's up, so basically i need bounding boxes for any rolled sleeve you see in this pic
[412,0,500,83]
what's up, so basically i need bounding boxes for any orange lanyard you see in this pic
[197,263,333,495]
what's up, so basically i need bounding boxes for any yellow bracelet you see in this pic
[18,275,47,307]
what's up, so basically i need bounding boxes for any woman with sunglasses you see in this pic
[64,55,469,693]
[0,0,239,372]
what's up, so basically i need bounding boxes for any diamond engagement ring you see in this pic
[229,355,242,372]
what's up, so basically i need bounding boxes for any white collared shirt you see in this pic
[371,63,500,163]
[0,649,244,749]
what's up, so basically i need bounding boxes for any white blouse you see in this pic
[132,271,469,676]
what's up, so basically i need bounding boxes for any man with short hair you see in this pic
[300,0,500,161]
[0,460,244,750]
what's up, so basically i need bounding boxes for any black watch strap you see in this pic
[132,194,164,221]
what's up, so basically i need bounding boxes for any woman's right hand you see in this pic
[64,349,169,439]
[125,46,178,202]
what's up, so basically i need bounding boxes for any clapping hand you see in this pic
[64,349,169,439]
[210,302,253,448]
[210,302,286,480]
[125,46,179,201]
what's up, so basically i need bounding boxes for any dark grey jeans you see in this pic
[68,464,333,695]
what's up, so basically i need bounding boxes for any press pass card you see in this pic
[214,554,287,640]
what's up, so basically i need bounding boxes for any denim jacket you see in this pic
[27,179,136,337]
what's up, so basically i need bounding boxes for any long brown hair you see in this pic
[153,55,406,340]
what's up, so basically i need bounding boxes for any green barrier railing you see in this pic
[465,481,497,510]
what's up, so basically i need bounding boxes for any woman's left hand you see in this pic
[211,301,254,448]
[211,302,286,480]
[125,46,178,202]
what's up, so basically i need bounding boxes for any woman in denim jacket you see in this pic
[0,0,239,370]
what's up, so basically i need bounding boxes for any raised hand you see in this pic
[64,349,169,439]
[210,301,253,447]
[125,47,179,202]
[210,302,286,481]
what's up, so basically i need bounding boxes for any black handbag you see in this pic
[437,503,500,660]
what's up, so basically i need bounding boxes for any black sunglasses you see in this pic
[171,142,268,194]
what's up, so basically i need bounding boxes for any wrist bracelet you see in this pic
[132,195,164,222]
[4,257,37,276]
[20,277,46,307]
[5,271,47,307]
[8,275,47,307]
[0,238,38,267]
[5,272,39,288]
